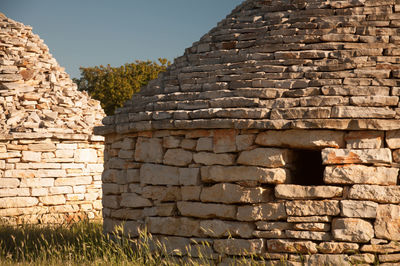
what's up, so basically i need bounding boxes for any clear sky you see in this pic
[2,0,243,78]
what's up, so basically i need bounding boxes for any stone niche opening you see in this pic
[291,149,325,186]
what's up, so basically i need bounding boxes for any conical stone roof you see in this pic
[0,13,104,135]
[97,0,400,135]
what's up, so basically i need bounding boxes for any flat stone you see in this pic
[318,242,359,254]
[0,178,20,188]
[163,149,193,166]
[181,186,201,201]
[214,239,264,256]
[236,134,255,151]
[177,201,236,219]
[345,131,383,149]
[340,200,378,218]
[0,197,39,208]
[196,137,213,151]
[74,149,98,163]
[332,218,374,243]
[253,230,286,239]
[361,241,400,254]
[135,137,163,163]
[163,136,181,148]
[285,200,340,216]
[200,183,273,204]
[267,239,318,254]
[28,143,56,152]
[255,221,293,230]
[237,148,291,167]
[21,151,41,162]
[293,223,330,232]
[321,148,392,164]
[140,164,179,185]
[120,193,152,208]
[256,130,345,149]
[200,220,254,238]
[305,254,352,266]
[286,230,331,241]
[178,168,200,185]
[213,129,236,153]
[237,202,287,221]
[193,152,235,166]
[275,184,343,199]
[349,184,400,203]
[141,186,181,202]
[39,195,66,205]
[287,216,331,222]
[146,217,202,237]
[379,253,400,263]
[325,165,398,185]
[201,166,289,184]
[386,130,400,148]
[331,106,396,118]
[375,204,400,241]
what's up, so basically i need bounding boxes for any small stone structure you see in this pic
[0,14,105,224]
[96,0,400,264]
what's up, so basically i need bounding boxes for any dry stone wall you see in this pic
[102,129,400,265]
[0,14,105,224]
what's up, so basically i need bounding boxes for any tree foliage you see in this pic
[75,58,170,115]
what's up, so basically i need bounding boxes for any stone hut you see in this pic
[96,0,400,264]
[0,14,105,224]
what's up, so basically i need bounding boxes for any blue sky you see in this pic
[2,0,243,78]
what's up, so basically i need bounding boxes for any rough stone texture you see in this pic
[237,203,286,221]
[375,204,400,241]
[285,201,340,216]
[322,148,392,164]
[332,218,374,243]
[135,138,163,163]
[340,200,378,218]
[267,239,318,254]
[349,185,400,204]
[237,148,291,167]
[213,239,264,256]
[0,14,104,224]
[275,185,342,199]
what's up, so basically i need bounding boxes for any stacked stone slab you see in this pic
[96,0,400,264]
[0,13,105,224]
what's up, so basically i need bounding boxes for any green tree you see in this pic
[75,58,170,115]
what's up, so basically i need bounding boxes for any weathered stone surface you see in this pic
[178,168,200,185]
[163,136,181,148]
[200,183,273,204]
[253,230,286,239]
[141,186,181,202]
[345,131,383,149]
[146,217,201,237]
[28,143,56,152]
[361,241,400,254]
[237,203,287,221]
[213,129,236,153]
[349,185,400,203]
[200,220,254,238]
[286,230,331,241]
[305,254,352,266]
[201,166,289,184]
[237,148,291,167]
[386,130,400,149]
[293,223,330,232]
[331,106,396,118]
[267,239,318,254]
[340,200,378,218]
[332,218,374,243]
[75,149,98,163]
[163,149,192,166]
[0,197,38,208]
[255,221,292,231]
[177,201,236,219]
[256,130,345,149]
[318,242,359,254]
[193,152,235,166]
[374,204,400,241]
[287,216,331,223]
[196,137,213,151]
[379,253,400,263]
[120,193,152,208]
[214,239,264,255]
[39,195,66,205]
[322,148,392,164]
[135,137,163,163]
[275,184,342,199]
[324,165,398,185]
[21,151,41,162]
[140,164,179,185]
[285,200,340,216]
[181,186,201,201]
[236,134,255,151]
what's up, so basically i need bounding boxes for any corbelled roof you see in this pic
[0,13,104,135]
[97,0,400,135]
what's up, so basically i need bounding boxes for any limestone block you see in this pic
[118,149,134,159]
[345,131,383,149]
[236,134,255,151]
[293,223,330,232]
[237,148,291,167]
[163,149,192,166]
[50,186,73,195]
[28,143,56,152]
[275,184,342,199]
[200,183,273,204]
[56,144,77,150]
[140,164,179,185]
[379,253,400,263]
[318,242,359,254]
[374,204,400,241]
[21,151,41,162]
[103,183,120,195]
[255,221,293,231]
[180,139,197,150]
[31,188,48,196]
[0,188,30,197]
[54,176,92,186]
[386,130,400,148]
[4,170,35,178]
[332,218,374,243]
[74,149,97,163]
[39,195,66,205]
[0,197,38,208]
[55,149,74,158]
[0,178,19,188]
[102,195,119,209]
[200,220,254,238]
[213,129,236,153]
[361,241,400,254]
[256,130,345,149]
[181,186,201,201]
[267,239,318,254]
[349,185,400,203]
[146,217,202,237]
[177,201,236,219]
[285,230,331,241]
[305,254,352,266]
[237,203,287,221]
[163,136,181,149]
[20,178,54,187]
[178,168,200,185]
[144,203,175,217]
[324,165,398,185]
[126,169,140,183]
[253,230,286,238]
[321,148,392,164]
[135,137,163,163]
[111,208,143,220]
[120,193,152,208]
[201,166,289,184]
[196,137,213,151]
[285,200,340,216]
[193,152,235,166]
[331,106,396,118]
[213,239,264,256]
[141,186,181,202]
[340,200,378,218]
